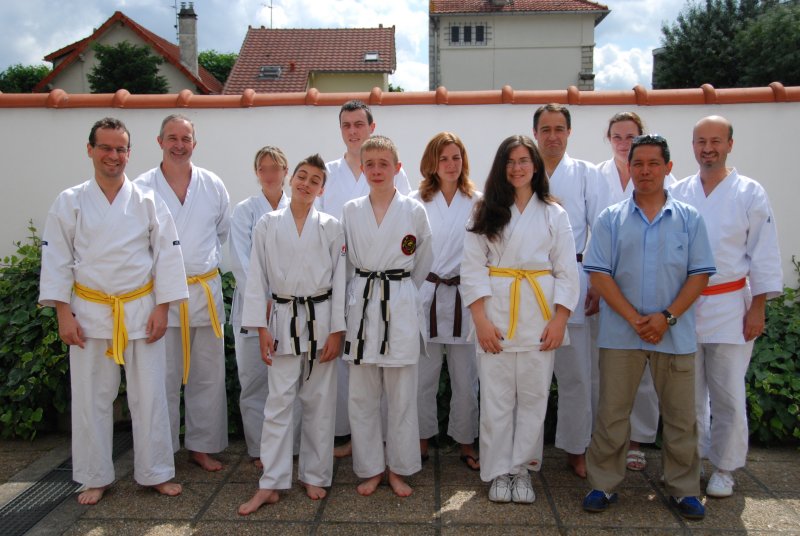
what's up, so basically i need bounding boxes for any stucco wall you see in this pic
[311,72,387,92]
[434,13,597,90]
[0,94,798,286]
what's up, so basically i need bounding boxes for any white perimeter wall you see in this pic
[0,102,798,286]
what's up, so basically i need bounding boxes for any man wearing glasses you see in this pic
[582,134,715,520]
[39,117,188,504]
[532,104,608,478]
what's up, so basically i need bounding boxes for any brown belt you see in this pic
[425,272,462,339]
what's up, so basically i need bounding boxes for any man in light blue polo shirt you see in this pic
[581,134,715,520]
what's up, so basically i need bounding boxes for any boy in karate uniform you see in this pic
[39,117,188,504]
[341,135,433,497]
[238,154,345,514]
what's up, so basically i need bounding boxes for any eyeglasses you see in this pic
[94,144,129,155]
[506,158,533,169]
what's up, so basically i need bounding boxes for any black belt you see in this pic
[271,289,332,379]
[346,268,411,364]
[425,273,461,339]
[576,253,583,263]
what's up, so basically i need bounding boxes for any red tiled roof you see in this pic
[224,27,396,94]
[430,0,609,16]
[34,11,223,94]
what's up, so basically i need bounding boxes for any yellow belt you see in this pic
[488,267,552,340]
[180,269,223,384]
[73,280,154,365]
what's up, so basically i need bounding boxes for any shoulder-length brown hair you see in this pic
[418,132,476,202]
[468,135,554,242]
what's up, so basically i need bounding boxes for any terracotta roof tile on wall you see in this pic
[33,11,223,95]
[430,0,608,14]
[224,26,396,94]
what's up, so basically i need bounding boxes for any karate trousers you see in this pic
[165,326,228,454]
[479,349,555,483]
[70,338,174,487]
[417,342,479,445]
[590,314,659,443]
[695,341,754,471]
[554,323,593,454]
[587,349,701,498]
[234,332,268,458]
[349,362,421,478]
[259,354,337,489]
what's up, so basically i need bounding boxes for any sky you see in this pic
[0,0,689,91]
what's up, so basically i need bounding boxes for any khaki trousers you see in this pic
[587,348,701,497]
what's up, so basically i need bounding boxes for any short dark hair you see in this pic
[533,103,571,131]
[292,153,328,186]
[338,99,373,125]
[89,117,130,147]
[629,134,670,163]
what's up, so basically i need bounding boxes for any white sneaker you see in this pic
[706,470,734,497]
[511,471,535,503]
[489,474,512,503]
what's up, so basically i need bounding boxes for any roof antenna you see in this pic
[172,0,179,41]
[261,1,274,29]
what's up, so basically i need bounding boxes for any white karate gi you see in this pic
[594,160,678,443]
[229,192,289,457]
[670,169,782,471]
[319,157,412,436]
[242,206,346,489]
[412,189,481,445]
[39,177,188,488]
[341,192,433,477]
[135,165,230,454]
[548,154,608,454]
[461,196,579,482]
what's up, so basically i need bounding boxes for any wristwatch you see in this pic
[661,309,677,326]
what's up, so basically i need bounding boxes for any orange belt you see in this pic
[701,277,746,296]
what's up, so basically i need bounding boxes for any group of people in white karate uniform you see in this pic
[38,100,781,520]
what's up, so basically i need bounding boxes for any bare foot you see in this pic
[77,485,109,505]
[459,443,480,470]
[388,470,413,497]
[356,473,382,496]
[251,457,263,470]
[238,489,279,515]
[420,438,429,460]
[302,482,327,500]
[333,441,352,459]
[151,481,182,496]
[190,451,223,472]
[567,452,587,478]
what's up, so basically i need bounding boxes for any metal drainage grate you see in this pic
[0,428,133,536]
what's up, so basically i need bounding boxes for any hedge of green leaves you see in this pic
[1,226,798,445]
[747,256,800,443]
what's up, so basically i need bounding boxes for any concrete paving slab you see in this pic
[316,522,438,535]
[746,461,800,493]
[63,519,194,535]
[193,520,311,535]
[200,481,320,522]
[442,526,561,536]
[79,481,216,520]
[322,484,437,523]
[551,486,684,530]
[438,483,556,527]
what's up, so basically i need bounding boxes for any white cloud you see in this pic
[594,44,653,90]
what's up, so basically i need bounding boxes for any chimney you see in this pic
[178,2,198,76]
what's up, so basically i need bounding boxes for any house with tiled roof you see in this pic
[224,26,395,94]
[429,0,609,91]
[34,5,222,94]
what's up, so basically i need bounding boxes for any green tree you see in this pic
[88,41,169,94]
[198,50,237,84]
[654,0,780,89]
[735,2,800,86]
[388,82,405,92]
[0,63,50,93]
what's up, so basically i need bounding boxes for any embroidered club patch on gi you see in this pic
[341,244,347,256]
[173,240,181,246]
[401,234,416,255]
